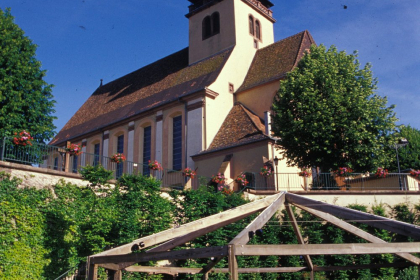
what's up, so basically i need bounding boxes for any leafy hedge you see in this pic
[1,172,419,279]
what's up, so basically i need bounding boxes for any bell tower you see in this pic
[186,0,275,65]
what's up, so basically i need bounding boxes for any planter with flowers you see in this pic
[182,167,196,179]
[375,167,388,178]
[111,153,126,164]
[410,170,420,178]
[13,130,33,146]
[148,160,163,171]
[66,143,83,156]
[298,168,312,177]
[235,173,249,187]
[260,165,273,177]
[212,173,225,184]
[333,167,353,177]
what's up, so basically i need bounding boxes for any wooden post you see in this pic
[107,270,122,280]
[87,263,98,280]
[228,245,238,280]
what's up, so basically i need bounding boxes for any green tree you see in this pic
[389,125,420,171]
[271,44,398,172]
[0,8,56,143]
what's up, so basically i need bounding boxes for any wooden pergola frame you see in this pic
[86,192,420,279]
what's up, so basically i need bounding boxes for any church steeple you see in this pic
[186,0,275,65]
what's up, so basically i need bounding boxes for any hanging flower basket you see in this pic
[298,168,312,177]
[182,167,196,179]
[148,160,163,171]
[13,130,33,146]
[260,165,273,177]
[410,170,420,178]
[333,167,353,177]
[111,153,126,164]
[235,173,249,187]
[375,167,388,178]
[211,173,225,184]
[66,143,83,156]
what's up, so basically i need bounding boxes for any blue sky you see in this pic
[1,0,420,132]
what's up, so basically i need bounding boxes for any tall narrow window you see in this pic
[116,134,124,178]
[249,15,254,35]
[172,116,182,171]
[142,126,151,176]
[72,155,78,173]
[53,157,58,170]
[93,143,100,166]
[202,16,212,40]
[255,20,261,40]
[212,12,220,35]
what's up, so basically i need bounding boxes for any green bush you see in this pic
[80,164,114,187]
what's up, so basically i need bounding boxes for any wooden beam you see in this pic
[285,202,314,271]
[228,245,238,280]
[124,263,415,274]
[229,192,285,245]
[313,261,413,271]
[92,194,278,257]
[236,243,420,256]
[91,246,228,265]
[148,210,255,253]
[296,203,420,265]
[199,256,224,275]
[97,263,120,270]
[285,193,420,239]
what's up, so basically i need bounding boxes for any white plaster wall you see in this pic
[204,0,275,147]
[127,121,135,163]
[187,107,204,168]
[155,116,163,164]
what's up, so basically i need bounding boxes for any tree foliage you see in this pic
[0,8,56,143]
[2,173,420,279]
[272,44,398,172]
[389,125,420,171]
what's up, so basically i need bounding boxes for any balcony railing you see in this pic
[0,137,206,190]
[2,137,419,192]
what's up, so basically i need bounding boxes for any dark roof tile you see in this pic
[51,47,233,145]
[201,103,269,154]
[237,30,315,93]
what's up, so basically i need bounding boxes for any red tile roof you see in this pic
[200,103,269,154]
[50,47,233,145]
[237,30,315,93]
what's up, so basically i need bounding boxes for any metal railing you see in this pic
[274,172,419,192]
[2,137,419,192]
[1,137,206,190]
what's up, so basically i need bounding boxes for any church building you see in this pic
[50,0,315,190]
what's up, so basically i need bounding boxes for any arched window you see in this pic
[255,20,261,40]
[212,12,220,35]
[202,12,220,40]
[202,16,212,40]
[249,15,254,35]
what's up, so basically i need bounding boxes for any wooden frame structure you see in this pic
[86,192,420,279]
